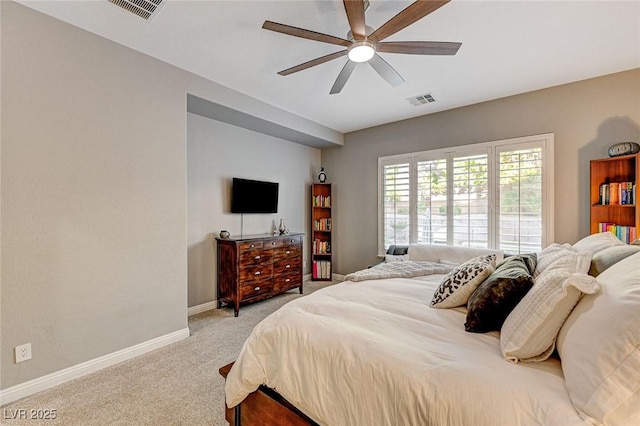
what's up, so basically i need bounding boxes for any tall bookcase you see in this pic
[311,183,332,281]
[590,153,639,243]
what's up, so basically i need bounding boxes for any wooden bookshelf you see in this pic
[590,154,639,242]
[311,183,332,281]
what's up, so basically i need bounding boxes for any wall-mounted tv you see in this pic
[231,178,279,214]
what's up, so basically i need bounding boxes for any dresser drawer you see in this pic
[239,249,273,266]
[274,245,301,261]
[239,264,273,282]
[274,258,301,275]
[282,235,301,247]
[239,241,264,251]
[264,239,283,249]
[274,272,301,292]
[240,280,273,300]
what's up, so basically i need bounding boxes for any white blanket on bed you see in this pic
[225,279,586,426]
[343,260,453,282]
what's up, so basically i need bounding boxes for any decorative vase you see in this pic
[279,219,286,235]
[318,167,327,183]
[219,230,230,239]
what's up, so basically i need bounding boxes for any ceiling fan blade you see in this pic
[343,0,367,41]
[278,50,348,76]
[330,61,358,94]
[377,41,461,55]
[263,21,351,47]
[369,0,450,42]
[368,54,404,87]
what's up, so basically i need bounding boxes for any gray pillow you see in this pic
[589,245,640,276]
[465,254,537,333]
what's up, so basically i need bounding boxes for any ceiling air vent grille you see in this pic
[407,93,436,106]
[107,0,163,20]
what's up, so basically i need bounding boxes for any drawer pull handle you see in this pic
[254,255,260,260]
[250,244,255,248]
[285,250,291,254]
[285,278,291,283]
[254,286,260,291]
[272,242,277,245]
[290,239,295,243]
[255,271,261,275]
[285,264,291,269]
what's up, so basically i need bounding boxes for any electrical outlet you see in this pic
[15,343,32,363]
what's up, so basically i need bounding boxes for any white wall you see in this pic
[187,113,320,308]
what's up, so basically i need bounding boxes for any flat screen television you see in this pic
[231,178,279,214]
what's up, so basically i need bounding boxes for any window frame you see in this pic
[377,133,554,255]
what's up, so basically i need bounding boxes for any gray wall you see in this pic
[0,2,329,391]
[1,0,187,388]
[322,69,640,275]
[187,113,320,307]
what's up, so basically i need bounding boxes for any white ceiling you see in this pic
[17,0,640,134]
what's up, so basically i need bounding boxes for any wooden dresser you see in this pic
[216,233,303,316]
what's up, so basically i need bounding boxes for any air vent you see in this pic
[407,93,436,106]
[107,0,164,20]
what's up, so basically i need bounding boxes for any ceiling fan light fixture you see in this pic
[348,41,375,63]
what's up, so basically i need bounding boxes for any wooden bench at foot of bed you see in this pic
[219,362,319,426]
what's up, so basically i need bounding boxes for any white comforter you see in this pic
[225,278,586,426]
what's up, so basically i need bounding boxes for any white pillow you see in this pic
[501,251,598,362]
[533,243,576,277]
[430,254,497,309]
[572,231,624,254]
[557,251,640,425]
[384,254,408,262]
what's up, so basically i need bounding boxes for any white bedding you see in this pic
[225,278,586,426]
[343,260,453,282]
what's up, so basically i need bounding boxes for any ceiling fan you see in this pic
[262,0,461,94]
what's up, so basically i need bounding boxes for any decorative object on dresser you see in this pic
[216,233,303,317]
[590,153,638,243]
[311,183,332,281]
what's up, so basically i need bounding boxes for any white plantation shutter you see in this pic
[378,134,553,255]
[381,162,411,248]
[498,147,543,253]
[452,153,489,248]
[416,158,447,244]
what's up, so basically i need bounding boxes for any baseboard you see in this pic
[332,273,345,282]
[188,300,217,316]
[0,327,190,406]
[189,277,321,316]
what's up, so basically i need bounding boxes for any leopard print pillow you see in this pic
[430,254,497,309]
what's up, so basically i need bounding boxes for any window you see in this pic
[378,134,553,255]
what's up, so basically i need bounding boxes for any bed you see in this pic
[222,236,640,426]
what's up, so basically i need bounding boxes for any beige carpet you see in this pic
[1,280,335,425]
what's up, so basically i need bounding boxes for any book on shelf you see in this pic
[312,195,331,208]
[599,182,636,205]
[597,223,637,244]
[313,239,330,254]
[313,218,332,231]
[312,259,332,280]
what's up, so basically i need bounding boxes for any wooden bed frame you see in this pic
[219,362,319,426]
